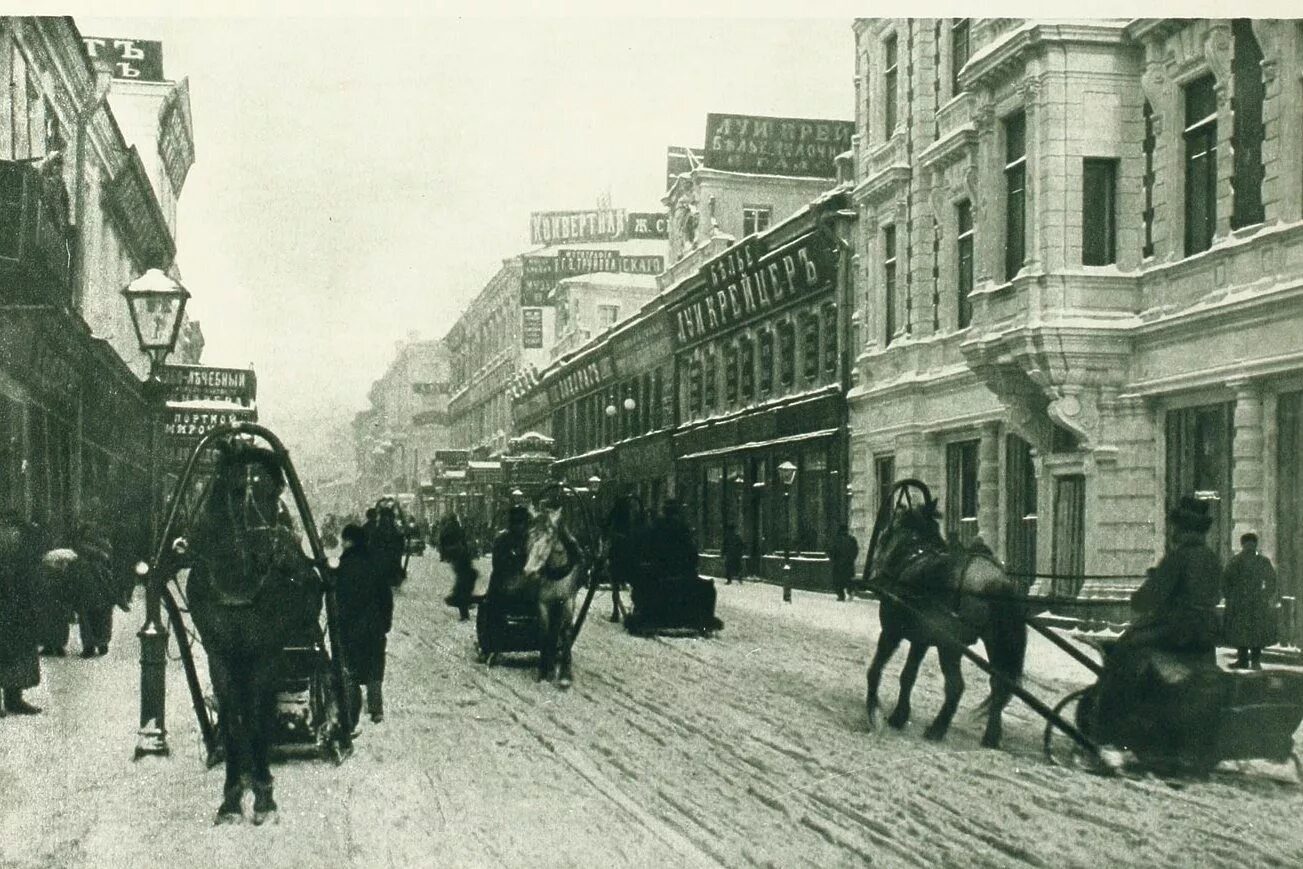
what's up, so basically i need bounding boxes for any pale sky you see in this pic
[79,15,857,455]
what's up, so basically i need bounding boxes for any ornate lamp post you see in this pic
[777,460,798,604]
[122,268,190,759]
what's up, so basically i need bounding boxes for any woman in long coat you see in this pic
[1,514,46,714]
[335,524,394,724]
[1222,531,1278,669]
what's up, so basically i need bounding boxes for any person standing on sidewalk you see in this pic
[74,506,116,658]
[722,524,745,586]
[828,525,859,602]
[1222,532,1279,670]
[0,513,47,715]
[336,524,393,724]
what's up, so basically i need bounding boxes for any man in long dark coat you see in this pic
[638,500,720,631]
[74,510,116,658]
[439,513,478,621]
[336,524,393,724]
[0,514,46,715]
[1222,531,1279,670]
[721,524,745,586]
[828,525,859,602]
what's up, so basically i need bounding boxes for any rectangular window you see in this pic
[724,342,739,404]
[689,359,703,418]
[597,304,620,327]
[1082,158,1118,265]
[1051,475,1086,598]
[1004,111,1027,280]
[798,449,829,551]
[1166,401,1235,561]
[950,18,970,96]
[802,312,819,382]
[1004,435,1038,581]
[739,337,755,402]
[778,321,796,388]
[704,348,717,410]
[759,329,774,394]
[956,200,974,328]
[945,439,980,545]
[821,303,838,378]
[883,34,898,139]
[653,367,666,429]
[883,225,898,346]
[1184,75,1218,255]
[1142,100,1156,258]
[1231,19,1265,230]
[742,206,772,237]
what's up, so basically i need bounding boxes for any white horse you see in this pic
[521,503,586,688]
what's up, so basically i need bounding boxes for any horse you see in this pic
[862,480,1029,749]
[520,501,586,687]
[183,442,323,825]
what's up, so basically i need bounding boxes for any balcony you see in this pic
[0,160,74,307]
[918,91,977,175]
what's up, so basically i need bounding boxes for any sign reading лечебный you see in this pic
[160,364,257,405]
[703,113,854,178]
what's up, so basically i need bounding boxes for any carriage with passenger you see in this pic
[861,478,1303,782]
[142,423,353,823]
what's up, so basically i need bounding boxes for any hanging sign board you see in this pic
[160,364,257,406]
[522,308,544,349]
[82,37,165,81]
[703,113,854,178]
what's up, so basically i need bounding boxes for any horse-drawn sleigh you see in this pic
[140,423,353,823]
[861,478,1303,782]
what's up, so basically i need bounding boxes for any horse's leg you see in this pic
[979,634,1016,750]
[865,619,903,731]
[249,652,280,825]
[210,654,245,823]
[887,642,929,729]
[536,596,554,682]
[556,594,576,688]
[924,645,965,742]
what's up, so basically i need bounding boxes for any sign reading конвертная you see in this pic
[703,113,854,178]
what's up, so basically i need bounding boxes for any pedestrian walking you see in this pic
[828,525,859,601]
[439,513,478,621]
[74,508,116,658]
[722,523,745,585]
[336,524,393,724]
[1222,531,1279,670]
[1,513,46,715]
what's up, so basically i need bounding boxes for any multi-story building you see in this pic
[1,18,195,541]
[353,334,451,505]
[848,18,1303,631]
[550,271,660,359]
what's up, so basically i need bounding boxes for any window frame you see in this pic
[883,224,898,346]
[1183,75,1218,256]
[956,199,974,328]
[1082,157,1118,266]
[1003,111,1027,281]
[950,18,970,96]
[742,205,773,237]
[883,34,899,139]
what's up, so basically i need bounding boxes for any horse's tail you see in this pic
[980,595,1029,714]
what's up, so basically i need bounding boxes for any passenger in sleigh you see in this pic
[1094,496,1223,750]
[627,500,722,632]
[485,505,532,608]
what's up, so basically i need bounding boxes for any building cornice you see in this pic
[961,20,1131,92]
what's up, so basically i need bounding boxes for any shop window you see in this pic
[724,342,739,404]
[1142,100,1156,258]
[1184,75,1218,255]
[653,367,666,429]
[798,448,829,551]
[1082,158,1118,265]
[743,206,772,237]
[640,372,652,434]
[1004,111,1027,280]
[802,312,820,383]
[950,18,970,96]
[1230,19,1265,230]
[883,34,898,139]
[704,464,724,550]
[704,348,717,410]
[758,329,774,394]
[1165,401,1234,561]
[739,336,755,402]
[956,200,974,328]
[777,321,796,388]
[821,303,838,379]
[883,225,898,346]
[945,439,980,545]
[688,358,703,418]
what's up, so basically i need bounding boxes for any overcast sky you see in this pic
[80,15,854,450]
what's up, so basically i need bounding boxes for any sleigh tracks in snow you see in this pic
[147,422,354,768]
[860,478,1303,788]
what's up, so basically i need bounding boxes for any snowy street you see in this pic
[4,556,1303,869]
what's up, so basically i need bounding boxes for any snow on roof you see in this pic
[166,399,256,413]
[467,460,501,470]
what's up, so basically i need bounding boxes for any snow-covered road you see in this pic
[3,557,1303,868]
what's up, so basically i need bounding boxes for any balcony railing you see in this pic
[0,159,74,306]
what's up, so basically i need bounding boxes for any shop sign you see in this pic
[161,364,256,405]
[627,212,669,239]
[522,307,544,349]
[670,231,835,346]
[530,209,627,246]
[163,406,257,439]
[619,255,664,275]
[521,256,557,306]
[546,354,616,404]
[557,248,620,277]
[158,84,194,193]
[703,113,854,178]
[82,37,165,81]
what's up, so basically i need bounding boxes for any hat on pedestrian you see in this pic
[341,524,366,546]
[1169,495,1213,534]
[508,504,530,525]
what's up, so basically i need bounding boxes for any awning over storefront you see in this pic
[676,427,840,462]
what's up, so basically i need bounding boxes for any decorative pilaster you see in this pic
[1251,20,1300,223]
[1230,379,1267,547]
[1141,56,1173,262]
[1021,75,1042,274]
[1204,21,1235,244]
[971,90,997,286]
[978,421,1001,548]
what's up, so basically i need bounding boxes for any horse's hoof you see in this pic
[557,675,573,690]
[251,808,278,826]
[980,733,1001,750]
[886,709,910,730]
[922,726,948,742]
[214,810,242,826]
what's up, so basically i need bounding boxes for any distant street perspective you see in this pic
[3,11,1303,869]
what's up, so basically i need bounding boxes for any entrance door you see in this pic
[1278,391,1303,645]
[1051,474,1086,598]
[748,455,768,559]
[1165,401,1234,561]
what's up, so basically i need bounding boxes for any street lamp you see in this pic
[777,460,798,604]
[121,268,190,760]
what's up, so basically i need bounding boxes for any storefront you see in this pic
[666,192,854,588]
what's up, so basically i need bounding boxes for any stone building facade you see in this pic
[848,18,1303,630]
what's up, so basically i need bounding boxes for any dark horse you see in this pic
[185,442,323,824]
[862,480,1029,748]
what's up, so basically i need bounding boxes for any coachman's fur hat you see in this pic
[1169,495,1214,534]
